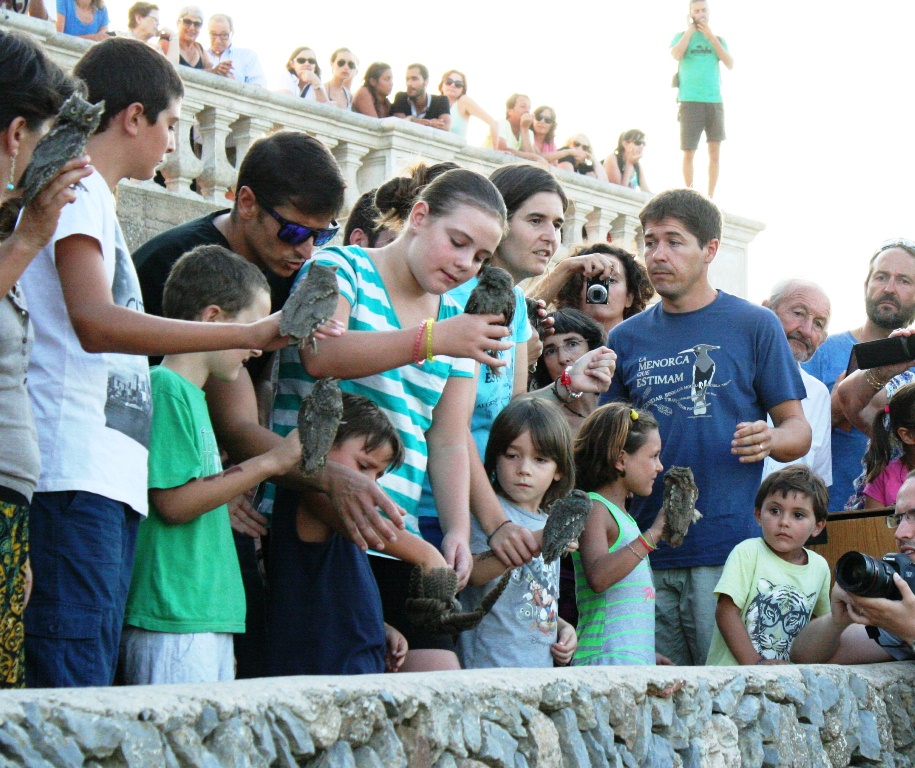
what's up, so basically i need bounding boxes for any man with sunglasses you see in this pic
[391,63,451,130]
[205,13,265,86]
[804,239,915,512]
[791,473,915,664]
[133,131,406,676]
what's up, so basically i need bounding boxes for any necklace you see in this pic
[562,402,585,418]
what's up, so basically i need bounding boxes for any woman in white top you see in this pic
[325,47,357,110]
[439,69,499,149]
[281,46,328,103]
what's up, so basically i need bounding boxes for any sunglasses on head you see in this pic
[444,77,464,88]
[874,238,915,258]
[572,140,591,152]
[535,114,554,124]
[295,56,317,65]
[261,203,339,247]
[336,59,357,69]
[180,17,202,26]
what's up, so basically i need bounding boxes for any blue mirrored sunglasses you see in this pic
[262,203,338,247]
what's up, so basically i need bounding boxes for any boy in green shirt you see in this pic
[123,245,302,683]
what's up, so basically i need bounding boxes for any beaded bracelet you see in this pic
[625,543,644,560]
[424,317,435,363]
[559,367,583,400]
[412,322,426,365]
[643,529,656,548]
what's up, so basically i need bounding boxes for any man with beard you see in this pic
[761,280,832,485]
[391,64,451,130]
[804,240,915,511]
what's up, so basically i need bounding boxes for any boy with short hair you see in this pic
[21,38,285,688]
[706,465,831,665]
[121,245,302,684]
[266,393,412,676]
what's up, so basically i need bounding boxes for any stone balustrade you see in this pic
[2,12,763,297]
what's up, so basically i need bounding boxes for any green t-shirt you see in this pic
[124,366,245,634]
[672,31,728,103]
[706,538,830,665]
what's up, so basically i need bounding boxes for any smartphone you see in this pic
[851,336,915,370]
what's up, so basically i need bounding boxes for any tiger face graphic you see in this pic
[744,578,817,660]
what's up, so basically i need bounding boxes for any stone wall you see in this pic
[2,664,913,768]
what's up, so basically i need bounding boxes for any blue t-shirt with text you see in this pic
[601,292,804,569]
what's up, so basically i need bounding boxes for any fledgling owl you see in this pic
[280,263,340,351]
[463,265,516,377]
[19,93,104,207]
[541,489,592,563]
[660,466,703,547]
[297,377,344,476]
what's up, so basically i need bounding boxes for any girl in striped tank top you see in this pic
[572,403,668,666]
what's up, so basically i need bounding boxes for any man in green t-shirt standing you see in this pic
[671,0,734,198]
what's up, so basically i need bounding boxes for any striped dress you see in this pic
[270,245,475,536]
[572,493,656,665]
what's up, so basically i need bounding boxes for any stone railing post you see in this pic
[584,206,618,245]
[157,96,204,196]
[230,115,277,172]
[609,212,643,254]
[331,141,372,219]
[196,106,238,202]
[561,199,589,247]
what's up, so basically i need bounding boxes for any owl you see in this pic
[463,265,516,377]
[297,377,344,476]
[280,263,340,351]
[541,489,592,563]
[19,93,104,208]
[660,466,703,547]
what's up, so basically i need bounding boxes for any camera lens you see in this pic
[586,283,609,304]
[835,551,901,599]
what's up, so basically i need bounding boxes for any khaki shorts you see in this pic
[679,101,726,150]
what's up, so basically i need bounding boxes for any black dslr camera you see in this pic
[835,551,915,600]
[585,276,610,304]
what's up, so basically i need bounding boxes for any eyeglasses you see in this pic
[180,17,202,27]
[336,59,357,69]
[444,77,464,88]
[261,203,339,247]
[295,57,317,65]
[543,338,586,358]
[209,32,231,40]
[571,141,591,152]
[535,115,555,124]
[873,238,915,259]
[887,510,915,529]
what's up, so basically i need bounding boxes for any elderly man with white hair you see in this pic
[761,278,832,485]
[206,12,266,87]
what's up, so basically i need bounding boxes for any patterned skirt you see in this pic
[0,496,28,688]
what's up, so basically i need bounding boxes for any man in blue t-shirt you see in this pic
[671,0,733,198]
[803,239,915,511]
[601,189,809,665]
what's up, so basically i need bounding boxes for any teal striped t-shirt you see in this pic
[271,245,475,536]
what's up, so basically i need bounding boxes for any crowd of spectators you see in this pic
[7,0,915,693]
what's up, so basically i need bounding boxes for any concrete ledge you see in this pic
[1,664,914,767]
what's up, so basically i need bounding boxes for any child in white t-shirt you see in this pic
[706,465,830,665]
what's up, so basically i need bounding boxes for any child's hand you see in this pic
[441,530,473,590]
[565,346,617,393]
[655,652,675,666]
[649,508,666,545]
[228,489,268,538]
[267,429,303,475]
[308,318,346,344]
[247,312,288,352]
[488,521,541,567]
[551,622,577,666]
[563,539,579,555]
[755,658,789,665]
[384,623,408,672]
[434,313,513,370]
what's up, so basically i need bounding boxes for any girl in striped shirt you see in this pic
[572,403,669,665]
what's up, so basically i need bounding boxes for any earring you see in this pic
[5,151,15,192]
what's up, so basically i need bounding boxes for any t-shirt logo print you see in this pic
[681,344,719,415]
[104,228,152,447]
[745,578,817,661]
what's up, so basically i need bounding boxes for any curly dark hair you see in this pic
[554,243,653,318]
